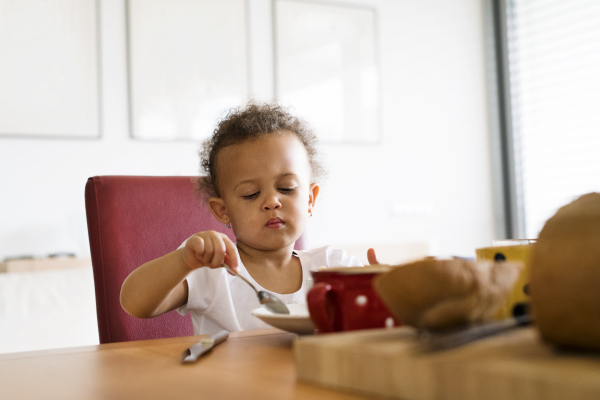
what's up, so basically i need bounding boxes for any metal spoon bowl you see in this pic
[221,264,290,314]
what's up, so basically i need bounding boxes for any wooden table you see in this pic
[0,329,371,400]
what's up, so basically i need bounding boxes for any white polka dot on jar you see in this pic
[355,295,368,306]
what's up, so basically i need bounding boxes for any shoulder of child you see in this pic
[296,245,363,269]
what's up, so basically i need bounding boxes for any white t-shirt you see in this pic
[176,245,362,336]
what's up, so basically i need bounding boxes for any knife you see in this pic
[420,314,532,350]
[181,330,229,364]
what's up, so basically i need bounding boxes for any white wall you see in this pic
[0,0,495,262]
[309,0,496,259]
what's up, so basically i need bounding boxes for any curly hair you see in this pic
[197,102,325,199]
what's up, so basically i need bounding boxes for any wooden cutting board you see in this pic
[294,326,600,400]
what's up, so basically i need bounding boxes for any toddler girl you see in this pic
[120,102,379,336]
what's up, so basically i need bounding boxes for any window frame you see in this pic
[484,0,527,240]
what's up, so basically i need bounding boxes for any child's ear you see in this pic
[308,183,320,209]
[208,197,229,224]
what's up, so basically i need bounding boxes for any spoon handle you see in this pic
[221,264,258,295]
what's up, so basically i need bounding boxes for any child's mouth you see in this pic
[266,218,285,229]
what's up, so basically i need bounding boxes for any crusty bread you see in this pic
[531,192,600,351]
[373,257,521,329]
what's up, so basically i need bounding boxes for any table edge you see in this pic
[0,328,290,360]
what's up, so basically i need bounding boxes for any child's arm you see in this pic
[120,231,239,319]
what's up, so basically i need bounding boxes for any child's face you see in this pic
[209,131,319,252]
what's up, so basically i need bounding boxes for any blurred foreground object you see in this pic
[531,192,600,351]
[374,258,521,329]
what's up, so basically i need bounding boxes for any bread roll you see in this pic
[531,192,600,351]
[374,257,521,330]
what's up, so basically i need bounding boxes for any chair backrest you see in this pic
[85,175,308,344]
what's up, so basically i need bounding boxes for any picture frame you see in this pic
[0,0,101,139]
[273,0,381,144]
[127,0,249,141]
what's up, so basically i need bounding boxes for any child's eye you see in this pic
[279,187,297,194]
[242,192,260,200]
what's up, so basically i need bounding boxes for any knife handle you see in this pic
[182,330,230,364]
[199,330,229,348]
[211,330,229,346]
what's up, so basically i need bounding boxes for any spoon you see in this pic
[221,264,290,314]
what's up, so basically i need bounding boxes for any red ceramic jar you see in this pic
[307,266,400,333]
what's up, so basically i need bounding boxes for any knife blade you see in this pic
[420,314,532,351]
[181,330,229,364]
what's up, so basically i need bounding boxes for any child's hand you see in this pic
[367,248,380,265]
[183,231,240,272]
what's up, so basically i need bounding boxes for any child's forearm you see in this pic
[120,248,191,319]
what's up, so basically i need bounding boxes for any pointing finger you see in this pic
[367,248,379,265]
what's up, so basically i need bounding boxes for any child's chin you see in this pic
[250,237,298,251]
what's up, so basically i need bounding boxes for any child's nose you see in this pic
[262,194,282,210]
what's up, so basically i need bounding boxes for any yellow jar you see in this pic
[475,239,536,320]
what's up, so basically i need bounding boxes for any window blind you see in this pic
[505,0,600,238]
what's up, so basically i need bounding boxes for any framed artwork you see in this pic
[127,0,248,141]
[274,0,381,144]
[0,0,100,139]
